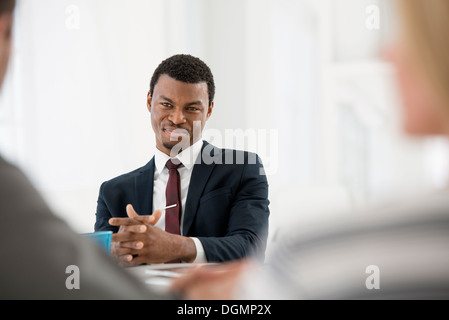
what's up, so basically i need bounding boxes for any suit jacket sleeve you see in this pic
[95,161,153,233]
[196,154,270,263]
[95,181,116,232]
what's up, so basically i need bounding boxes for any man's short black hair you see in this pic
[149,54,215,106]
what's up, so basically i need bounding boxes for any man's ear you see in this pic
[147,91,152,112]
[206,101,214,120]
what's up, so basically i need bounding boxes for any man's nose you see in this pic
[168,108,186,124]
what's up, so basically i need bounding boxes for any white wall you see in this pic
[1,0,448,238]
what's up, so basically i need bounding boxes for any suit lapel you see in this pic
[134,157,155,215]
[183,142,218,235]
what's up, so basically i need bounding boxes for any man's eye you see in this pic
[187,107,199,111]
[161,103,172,108]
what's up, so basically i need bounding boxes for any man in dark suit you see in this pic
[95,54,270,265]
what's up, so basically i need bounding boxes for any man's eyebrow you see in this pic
[160,96,175,104]
[159,95,204,107]
[185,101,203,107]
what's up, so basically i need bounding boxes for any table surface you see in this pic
[126,263,213,293]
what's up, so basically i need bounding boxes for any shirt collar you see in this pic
[154,139,204,173]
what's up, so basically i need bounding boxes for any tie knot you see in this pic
[166,159,182,170]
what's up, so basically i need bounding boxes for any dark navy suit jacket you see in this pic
[95,142,270,262]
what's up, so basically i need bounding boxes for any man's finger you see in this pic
[112,246,134,257]
[109,204,143,226]
[126,255,147,267]
[126,204,139,218]
[133,209,162,226]
[120,241,144,250]
[112,231,139,243]
[151,209,162,225]
[126,204,161,226]
[109,217,141,226]
[125,224,147,233]
[116,254,134,267]
[117,253,146,268]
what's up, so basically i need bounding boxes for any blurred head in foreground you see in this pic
[392,0,449,136]
[0,0,14,88]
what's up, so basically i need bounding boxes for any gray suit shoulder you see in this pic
[0,156,167,299]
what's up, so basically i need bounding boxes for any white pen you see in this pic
[164,204,177,210]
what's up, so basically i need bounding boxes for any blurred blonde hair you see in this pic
[397,0,449,108]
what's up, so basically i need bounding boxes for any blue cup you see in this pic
[81,231,112,254]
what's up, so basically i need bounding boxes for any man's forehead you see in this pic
[153,74,208,100]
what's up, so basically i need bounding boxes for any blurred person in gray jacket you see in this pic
[171,0,449,300]
[0,0,166,299]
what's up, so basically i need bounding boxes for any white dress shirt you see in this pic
[152,139,207,263]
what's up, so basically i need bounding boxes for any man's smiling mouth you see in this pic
[163,127,189,139]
